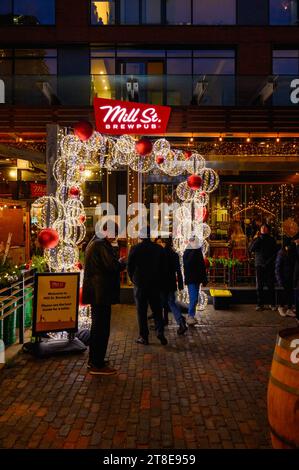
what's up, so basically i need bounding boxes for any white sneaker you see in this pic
[286,309,296,318]
[186,315,197,326]
[278,307,286,317]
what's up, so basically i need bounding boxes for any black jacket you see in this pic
[183,246,207,285]
[294,244,299,289]
[164,247,184,293]
[248,234,278,268]
[275,245,296,287]
[127,239,165,290]
[82,237,121,306]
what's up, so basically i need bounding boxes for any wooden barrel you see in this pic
[267,327,299,449]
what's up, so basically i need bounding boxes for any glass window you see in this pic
[167,50,192,57]
[142,0,161,24]
[14,49,57,75]
[117,49,165,57]
[91,58,115,75]
[194,58,235,75]
[91,1,115,25]
[270,0,298,25]
[167,58,192,74]
[91,48,115,58]
[193,0,236,25]
[166,0,191,24]
[273,50,299,74]
[0,0,11,14]
[120,0,139,24]
[14,0,55,25]
[0,49,12,74]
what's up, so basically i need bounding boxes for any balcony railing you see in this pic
[0,74,298,107]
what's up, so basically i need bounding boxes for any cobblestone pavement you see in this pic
[0,305,296,449]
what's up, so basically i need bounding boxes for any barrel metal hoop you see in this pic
[273,352,299,372]
[269,423,299,449]
[270,374,299,396]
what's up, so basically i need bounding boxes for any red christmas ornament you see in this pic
[74,121,93,141]
[187,174,202,190]
[75,262,83,271]
[204,257,210,269]
[156,155,165,165]
[184,150,193,159]
[135,138,153,156]
[78,214,86,224]
[38,228,59,249]
[69,186,80,198]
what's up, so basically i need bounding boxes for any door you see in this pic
[117,60,165,104]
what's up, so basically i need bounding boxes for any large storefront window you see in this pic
[193,0,236,25]
[91,47,235,105]
[142,174,299,288]
[273,49,299,105]
[0,0,55,25]
[270,0,298,25]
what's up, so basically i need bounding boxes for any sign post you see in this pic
[33,272,80,336]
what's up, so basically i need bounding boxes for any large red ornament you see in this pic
[135,138,153,156]
[184,150,193,160]
[38,228,59,249]
[187,174,202,190]
[156,155,165,165]
[78,214,86,224]
[69,186,80,198]
[74,121,93,141]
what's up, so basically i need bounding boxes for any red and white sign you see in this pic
[93,97,171,135]
[30,183,46,197]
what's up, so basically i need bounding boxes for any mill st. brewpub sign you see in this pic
[93,97,171,135]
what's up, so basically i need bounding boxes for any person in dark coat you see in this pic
[163,238,187,335]
[248,223,278,311]
[155,237,169,325]
[293,234,299,322]
[275,238,296,317]
[127,227,168,346]
[82,231,125,375]
[183,235,208,326]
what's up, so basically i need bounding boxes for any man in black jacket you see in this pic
[82,232,124,375]
[127,228,168,346]
[249,223,278,311]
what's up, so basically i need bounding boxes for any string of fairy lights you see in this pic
[30,123,220,318]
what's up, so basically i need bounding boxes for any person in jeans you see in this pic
[183,235,208,326]
[275,238,296,317]
[127,227,168,346]
[249,223,278,311]
[82,229,125,376]
[163,238,187,335]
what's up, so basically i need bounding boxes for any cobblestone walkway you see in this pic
[0,305,296,449]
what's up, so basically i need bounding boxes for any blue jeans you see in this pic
[187,283,200,317]
[167,291,184,325]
